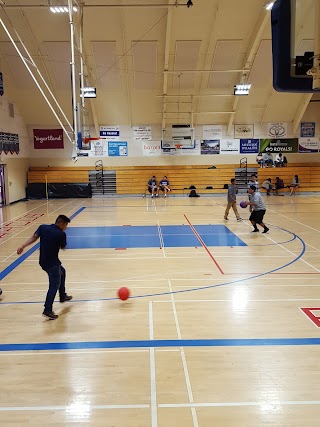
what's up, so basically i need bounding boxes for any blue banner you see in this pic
[240,139,259,154]
[108,141,128,156]
[300,122,315,138]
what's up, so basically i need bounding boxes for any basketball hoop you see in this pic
[175,144,183,150]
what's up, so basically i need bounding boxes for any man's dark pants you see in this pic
[43,265,66,312]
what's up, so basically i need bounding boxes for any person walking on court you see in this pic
[246,185,269,233]
[224,178,242,221]
[16,215,73,320]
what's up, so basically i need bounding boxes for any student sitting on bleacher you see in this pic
[273,177,284,195]
[147,176,159,198]
[261,178,273,196]
[274,152,284,167]
[159,176,171,197]
[289,175,299,195]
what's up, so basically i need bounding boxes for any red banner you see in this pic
[33,129,64,149]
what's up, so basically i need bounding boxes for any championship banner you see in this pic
[240,139,259,154]
[133,126,152,141]
[267,122,288,138]
[220,139,240,154]
[0,132,19,154]
[260,138,298,153]
[201,140,220,155]
[202,125,223,140]
[299,138,319,153]
[33,129,64,149]
[234,124,254,139]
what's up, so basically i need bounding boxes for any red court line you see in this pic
[183,214,224,274]
[300,308,320,327]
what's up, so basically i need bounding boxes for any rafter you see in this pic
[227,9,270,135]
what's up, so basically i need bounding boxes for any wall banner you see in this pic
[142,142,161,156]
[133,126,152,141]
[234,124,254,139]
[33,129,64,149]
[201,140,220,155]
[260,138,298,153]
[298,137,319,153]
[108,141,128,156]
[240,139,259,154]
[100,126,120,140]
[300,122,315,138]
[267,122,288,138]
[202,125,223,140]
[220,139,240,154]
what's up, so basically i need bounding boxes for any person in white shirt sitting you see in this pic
[274,152,284,167]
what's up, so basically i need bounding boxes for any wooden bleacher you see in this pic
[27,164,320,196]
[257,165,320,193]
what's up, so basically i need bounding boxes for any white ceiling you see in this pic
[0,0,317,133]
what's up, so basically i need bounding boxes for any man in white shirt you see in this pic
[275,152,284,167]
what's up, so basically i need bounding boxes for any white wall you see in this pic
[0,98,30,203]
[28,120,320,168]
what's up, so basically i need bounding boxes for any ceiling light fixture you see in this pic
[234,84,252,96]
[49,5,78,13]
[265,2,274,10]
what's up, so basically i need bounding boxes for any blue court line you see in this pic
[69,207,86,220]
[1,337,320,352]
[0,207,86,282]
[0,226,306,306]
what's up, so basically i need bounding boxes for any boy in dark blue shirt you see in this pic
[17,215,72,320]
[159,176,171,197]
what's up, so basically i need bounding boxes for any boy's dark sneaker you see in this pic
[42,311,58,320]
[252,229,259,232]
[262,227,269,234]
[60,294,73,303]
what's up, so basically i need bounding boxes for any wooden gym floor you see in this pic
[1,194,320,426]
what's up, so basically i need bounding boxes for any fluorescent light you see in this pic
[49,5,78,13]
[265,2,274,10]
[234,84,252,96]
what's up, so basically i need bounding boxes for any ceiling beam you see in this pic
[119,6,133,126]
[2,3,189,9]
[292,94,313,133]
[227,9,270,135]
[162,2,174,129]
[192,0,223,127]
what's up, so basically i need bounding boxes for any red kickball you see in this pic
[118,287,130,301]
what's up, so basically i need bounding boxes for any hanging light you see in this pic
[50,5,78,13]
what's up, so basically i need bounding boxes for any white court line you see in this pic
[264,232,320,273]
[157,221,166,258]
[20,254,294,262]
[268,206,320,235]
[148,301,157,427]
[0,349,180,356]
[305,243,320,253]
[159,400,320,408]
[0,200,53,227]
[154,298,320,303]
[168,279,199,427]
[0,404,150,412]
[0,200,78,256]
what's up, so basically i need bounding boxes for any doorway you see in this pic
[0,165,6,205]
